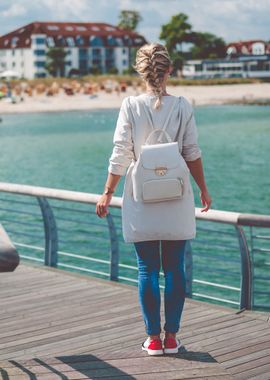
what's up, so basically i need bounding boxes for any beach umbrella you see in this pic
[0,70,20,79]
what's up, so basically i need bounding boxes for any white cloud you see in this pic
[2,3,26,17]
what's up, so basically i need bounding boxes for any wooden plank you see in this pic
[211,331,270,362]
[0,297,140,337]
[0,263,269,379]
[216,338,270,363]
[225,351,270,373]
[203,321,269,350]
[0,313,144,352]
[0,303,140,342]
[0,287,128,317]
[216,348,270,368]
[1,356,233,379]
[232,363,270,379]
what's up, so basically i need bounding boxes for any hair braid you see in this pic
[133,43,172,110]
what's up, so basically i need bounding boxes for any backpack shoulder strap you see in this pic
[174,96,183,142]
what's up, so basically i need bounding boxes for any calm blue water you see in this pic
[1,105,269,214]
[0,105,269,310]
[0,106,270,214]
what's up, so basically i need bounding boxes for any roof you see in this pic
[227,39,270,54]
[0,21,147,49]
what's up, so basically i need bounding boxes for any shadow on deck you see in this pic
[0,263,269,380]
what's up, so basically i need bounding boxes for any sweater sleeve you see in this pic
[182,104,202,162]
[108,97,135,176]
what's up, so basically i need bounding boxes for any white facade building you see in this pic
[0,22,147,79]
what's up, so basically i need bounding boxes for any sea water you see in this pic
[1,105,269,214]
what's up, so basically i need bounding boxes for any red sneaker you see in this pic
[163,337,181,354]
[142,337,163,355]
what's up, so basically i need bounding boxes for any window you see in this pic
[122,48,126,54]
[76,26,87,31]
[35,61,45,67]
[35,73,46,78]
[79,48,88,59]
[107,36,116,46]
[34,49,46,56]
[75,36,84,46]
[12,49,15,56]
[12,62,16,67]
[47,25,59,31]
[47,37,55,47]
[106,48,114,57]
[116,38,123,46]
[122,59,127,66]
[91,26,100,31]
[92,48,101,57]
[65,26,74,31]
[123,35,131,45]
[35,37,46,44]
[57,36,66,46]
[105,26,116,32]
[11,37,19,47]
[89,36,103,47]
[252,42,265,55]
[66,37,75,47]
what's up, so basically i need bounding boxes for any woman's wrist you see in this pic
[103,186,115,195]
[200,187,209,194]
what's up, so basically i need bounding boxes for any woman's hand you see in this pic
[96,193,113,218]
[200,190,212,212]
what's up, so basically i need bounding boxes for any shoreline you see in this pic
[1,83,270,115]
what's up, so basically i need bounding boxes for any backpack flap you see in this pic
[141,142,180,170]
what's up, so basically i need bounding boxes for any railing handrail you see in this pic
[0,182,269,228]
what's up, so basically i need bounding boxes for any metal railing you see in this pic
[0,181,269,312]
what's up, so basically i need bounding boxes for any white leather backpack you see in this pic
[131,96,192,203]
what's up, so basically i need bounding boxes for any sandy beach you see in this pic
[0,83,269,114]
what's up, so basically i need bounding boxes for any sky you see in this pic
[0,0,270,44]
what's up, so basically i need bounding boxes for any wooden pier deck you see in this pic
[0,263,269,380]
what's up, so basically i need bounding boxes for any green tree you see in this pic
[45,48,68,77]
[118,10,142,31]
[107,67,119,74]
[159,13,193,70]
[160,13,193,52]
[123,65,136,75]
[89,65,102,75]
[191,32,226,59]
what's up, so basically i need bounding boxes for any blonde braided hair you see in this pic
[133,43,173,110]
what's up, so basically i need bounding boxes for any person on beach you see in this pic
[96,43,212,356]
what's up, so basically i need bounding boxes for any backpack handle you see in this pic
[145,128,172,145]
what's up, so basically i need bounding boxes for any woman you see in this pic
[96,43,212,356]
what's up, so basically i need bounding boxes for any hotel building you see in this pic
[0,21,147,79]
[183,40,270,79]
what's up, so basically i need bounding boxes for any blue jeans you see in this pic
[134,240,187,336]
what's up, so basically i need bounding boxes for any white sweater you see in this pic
[108,94,202,243]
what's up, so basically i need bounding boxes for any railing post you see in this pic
[37,196,58,267]
[185,240,193,298]
[106,212,119,281]
[235,225,252,310]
